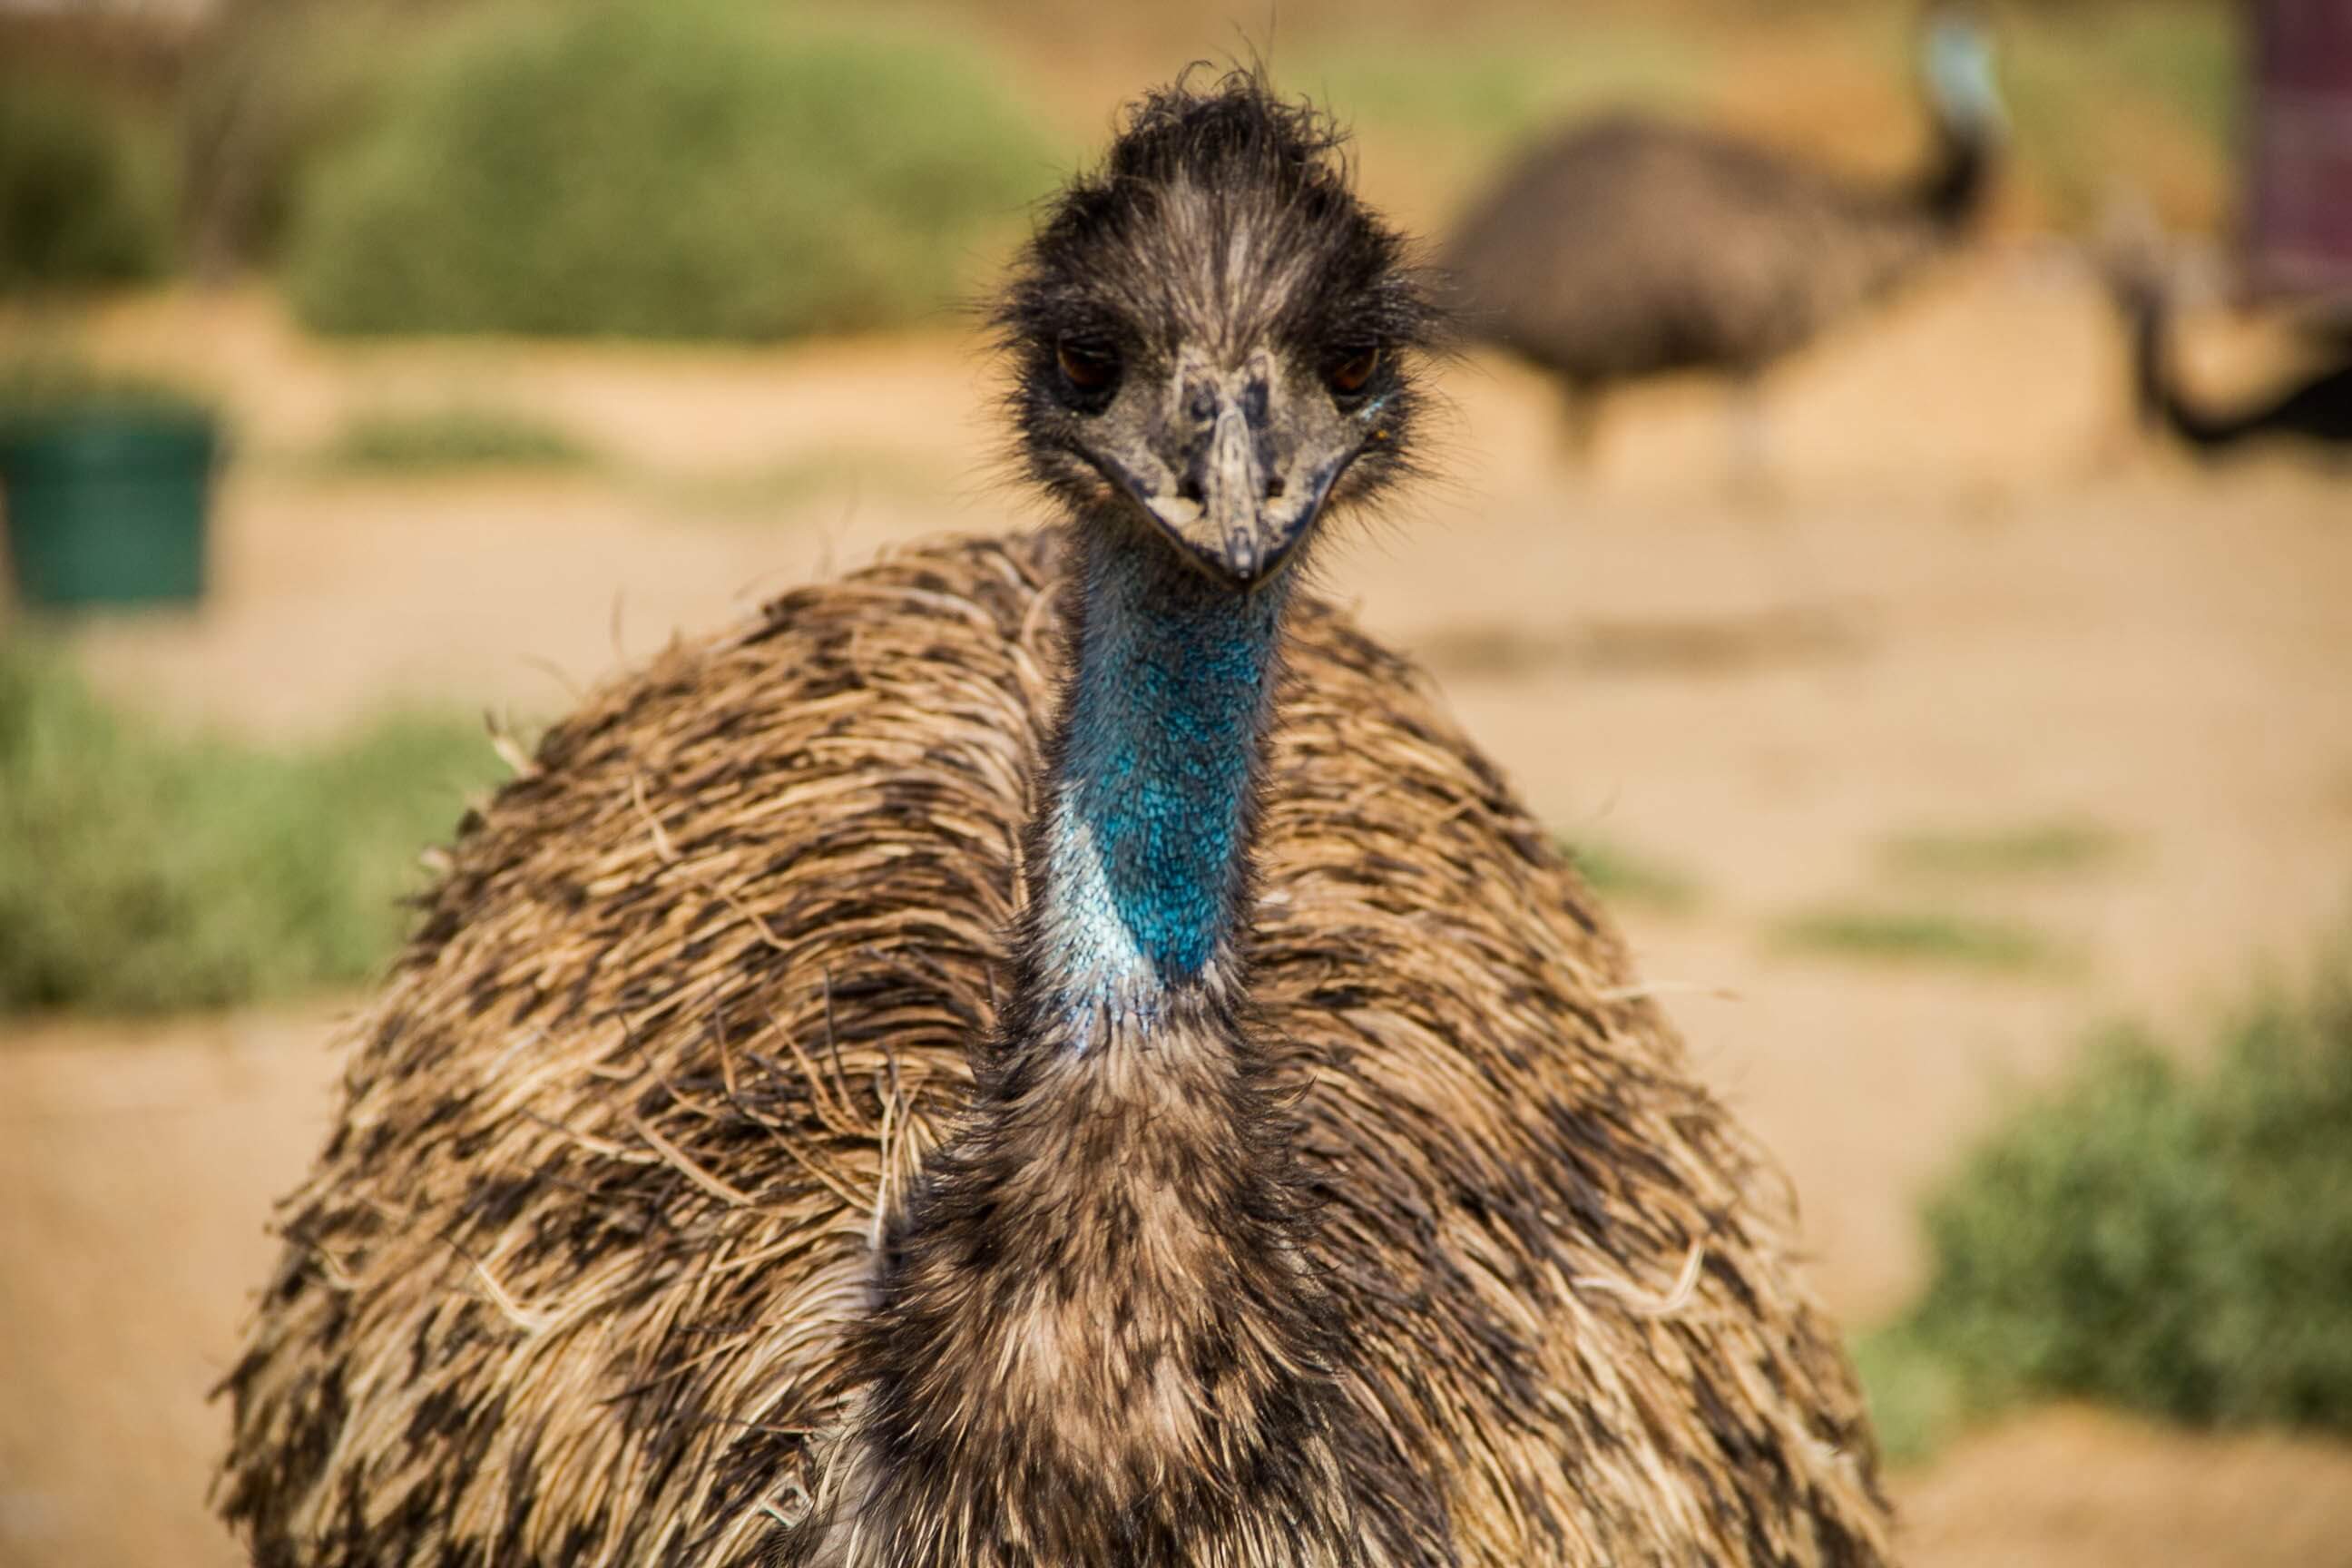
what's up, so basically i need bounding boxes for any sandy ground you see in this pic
[5,262,2352,1565]
[0,1009,336,1568]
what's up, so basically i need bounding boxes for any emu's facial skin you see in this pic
[1078,343,1392,585]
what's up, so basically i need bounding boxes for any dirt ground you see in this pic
[5,260,2352,1566]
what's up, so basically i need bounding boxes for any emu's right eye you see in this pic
[1324,343,1383,400]
[1054,338,1122,407]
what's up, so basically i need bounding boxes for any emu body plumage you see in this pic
[1444,14,2002,448]
[220,77,1893,1568]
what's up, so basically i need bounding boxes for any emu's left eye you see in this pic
[1325,344,1382,399]
[1054,337,1122,408]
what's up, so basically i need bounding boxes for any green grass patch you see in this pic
[1557,833,1704,915]
[325,405,597,472]
[1861,949,2352,1456]
[1770,905,2073,974]
[287,0,1054,339]
[1879,817,2129,881]
[0,639,504,1014]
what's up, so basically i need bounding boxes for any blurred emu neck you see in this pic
[1918,121,1993,230]
[1027,521,1290,1037]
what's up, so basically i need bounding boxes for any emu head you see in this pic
[1920,5,2005,142]
[997,74,1441,587]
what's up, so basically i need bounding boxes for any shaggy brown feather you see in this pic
[219,527,1891,1565]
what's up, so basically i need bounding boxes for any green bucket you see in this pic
[0,408,218,608]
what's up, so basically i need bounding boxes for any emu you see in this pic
[1445,8,2004,466]
[219,76,1893,1568]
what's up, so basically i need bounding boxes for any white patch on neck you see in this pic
[1036,789,1158,1050]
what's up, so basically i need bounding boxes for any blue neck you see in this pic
[1033,528,1288,1024]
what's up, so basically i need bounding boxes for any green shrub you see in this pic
[287,0,1053,339]
[0,68,171,289]
[176,0,423,275]
[1879,954,2352,1445]
[0,641,503,1014]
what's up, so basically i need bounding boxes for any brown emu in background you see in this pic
[218,75,1892,1568]
[1445,8,2004,467]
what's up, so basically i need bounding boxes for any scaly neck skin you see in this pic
[810,522,1385,1567]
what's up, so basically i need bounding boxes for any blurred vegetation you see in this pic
[0,67,172,290]
[176,0,433,277]
[1859,946,2352,1460]
[1558,832,1705,915]
[0,641,502,1014]
[285,0,1054,338]
[1992,0,2235,226]
[1770,905,2076,974]
[1296,19,1710,208]
[8,0,2249,309]
[1848,1318,1968,1466]
[1879,816,2129,881]
[1302,0,2236,230]
[325,405,597,471]
[0,355,216,429]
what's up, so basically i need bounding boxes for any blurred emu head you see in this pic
[1921,5,2005,140]
[997,72,1442,588]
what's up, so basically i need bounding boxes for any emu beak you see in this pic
[1137,392,1333,587]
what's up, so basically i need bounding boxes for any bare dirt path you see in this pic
[5,265,2350,1566]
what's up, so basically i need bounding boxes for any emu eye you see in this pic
[1054,338,1122,406]
[1326,343,1382,399]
